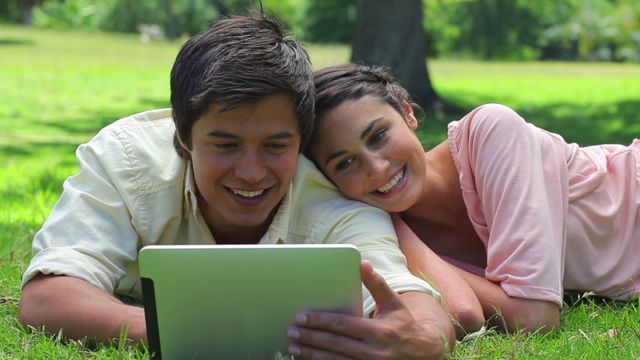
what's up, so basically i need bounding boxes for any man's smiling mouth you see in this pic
[230,188,265,198]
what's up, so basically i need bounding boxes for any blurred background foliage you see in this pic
[1,0,639,62]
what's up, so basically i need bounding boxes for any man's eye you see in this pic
[266,143,287,150]
[336,157,354,172]
[214,143,238,149]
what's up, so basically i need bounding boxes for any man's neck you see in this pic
[211,225,268,245]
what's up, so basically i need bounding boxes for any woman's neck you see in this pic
[403,141,465,228]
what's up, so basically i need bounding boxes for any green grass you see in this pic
[425,60,640,148]
[1,25,640,359]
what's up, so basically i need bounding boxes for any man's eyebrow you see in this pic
[206,131,295,139]
[207,130,236,138]
[268,131,295,139]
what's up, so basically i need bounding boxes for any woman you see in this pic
[305,63,640,336]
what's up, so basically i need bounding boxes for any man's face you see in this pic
[183,93,301,240]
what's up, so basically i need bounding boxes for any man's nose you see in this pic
[234,149,268,183]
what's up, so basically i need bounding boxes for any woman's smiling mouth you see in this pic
[376,166,406,194]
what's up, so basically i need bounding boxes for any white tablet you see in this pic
[138,244,363,360]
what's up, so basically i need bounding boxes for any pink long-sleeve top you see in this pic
[447,104,640,306]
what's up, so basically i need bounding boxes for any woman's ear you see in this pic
[402,100,419,130]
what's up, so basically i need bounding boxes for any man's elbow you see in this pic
[18,300,32,328]
[19,279,48,328]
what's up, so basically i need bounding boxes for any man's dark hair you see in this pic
[170,14,314,158]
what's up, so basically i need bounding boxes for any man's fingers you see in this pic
[360,260,404,314]
[287,326,369,359]
[292,311,368,337]
[288,344,353,360]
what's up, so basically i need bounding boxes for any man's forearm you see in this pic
[398,291,456,357]
[19,274,147,342]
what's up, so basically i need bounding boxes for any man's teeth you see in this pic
[377,170,404,193]
[231,189,264,198]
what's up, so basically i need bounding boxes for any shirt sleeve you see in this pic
[315,198,441,316]
[21,125,141,293]
[448,104,568,306]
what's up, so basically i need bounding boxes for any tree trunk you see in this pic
[209,0,231,17]
[19,0,35,27]
[163,0,178,40]
[351,0,440,110]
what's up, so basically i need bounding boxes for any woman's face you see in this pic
[311,95,427,213]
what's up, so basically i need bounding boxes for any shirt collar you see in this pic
[184,162,199,218]
[260,183,292,245]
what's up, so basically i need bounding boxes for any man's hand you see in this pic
[286,260,453,359]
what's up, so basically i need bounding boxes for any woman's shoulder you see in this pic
[448,103,527,143]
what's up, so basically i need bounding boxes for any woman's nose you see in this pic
[363,151,389,178]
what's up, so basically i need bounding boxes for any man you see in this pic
[19,14,454,359]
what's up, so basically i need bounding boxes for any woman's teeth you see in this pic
[231,189,264,198]
[377,169,404,193]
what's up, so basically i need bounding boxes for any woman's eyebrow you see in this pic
[361,118,383,140]
[324,117,384,166]
[325,150,347,166]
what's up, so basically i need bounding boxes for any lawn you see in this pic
[1,25,640,359]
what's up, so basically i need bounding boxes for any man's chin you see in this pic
[224,213,273,230]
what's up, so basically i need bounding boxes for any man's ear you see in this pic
[402,100,418,130]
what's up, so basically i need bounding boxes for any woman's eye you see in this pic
[336,157,354,172]
[370,129,387,145]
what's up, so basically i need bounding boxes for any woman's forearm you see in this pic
[453,268,560,333]
[392,214,484,336]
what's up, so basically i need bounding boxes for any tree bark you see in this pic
[351,0,440,111]
[19,0,35,27]
[163,0,178,40]
[209,0,231,17]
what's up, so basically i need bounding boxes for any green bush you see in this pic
[299,0,356,44]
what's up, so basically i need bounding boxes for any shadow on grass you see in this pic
[38,97,171,137]
[3,97,170,161]
[0,38,35,46]
[419,98,640,148]
[0,142,79,160]
[517,99,640,146]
